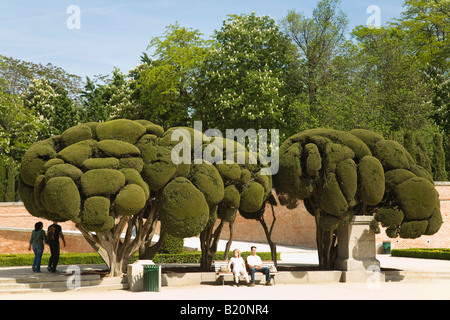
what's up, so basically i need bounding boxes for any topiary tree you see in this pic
[19,119,271,275]
[19,119,200,276]
[192,136,273,271]
[274,128,443,270]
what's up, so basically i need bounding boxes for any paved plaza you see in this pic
[1,240,449,300]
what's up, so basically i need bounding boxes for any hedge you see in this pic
[0,251,280,267]
[0,253,102,267]
[391,248,450,260]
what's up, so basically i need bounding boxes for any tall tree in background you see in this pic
[281,0,348,119]
[81,68,134,123]
[132,23,211,128]
[80,76,110,122]
[0,55,82,97]
[200,12,302,139]
[0,76,41,201]
[351,26,432,136]
[398,0,449,140]
[22,78,80,139]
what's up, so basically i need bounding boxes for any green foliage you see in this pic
[43,177,80,220]
[0,253,103,267]
[357,156,385,206]
[114,184,147,216]
[83,196,110,225]
[23,78,80,139]
[159,177,210,238]
[19,118,272,245]
[131,23,211,127]
[80,169,126,197]
[432,133,447,181]
[200,11,302,139]
[0,251,280,267]
[281,0,349,112]
[275,128,442,241]
[159,234,184,254]
[188,163,224,205]
[391,248,450,261]
[96,119,146,144]
[394,177,437,221]
[375,207,404,228]
[38,125,270,273]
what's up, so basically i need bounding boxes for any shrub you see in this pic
[391,248,450,260]
[0,251,280,267]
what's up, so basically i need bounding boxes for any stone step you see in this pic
[0,275,128,294]
[3,282,129,294]
[0,274,100,284]
[384,271,450,282]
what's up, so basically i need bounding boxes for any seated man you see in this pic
[246,246,272,286]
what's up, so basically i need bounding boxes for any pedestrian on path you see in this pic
[28,222,46,272]
[47,221,66,273]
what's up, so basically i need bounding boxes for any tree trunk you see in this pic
[315,223,337,270]
[200,219,225,271]
[139,229,167,260]
[77,199,160,277]
[257,203,278,267]
[223,222,234,260]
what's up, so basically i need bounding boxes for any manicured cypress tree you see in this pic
[274,128,442,270]
[19,119,271,275]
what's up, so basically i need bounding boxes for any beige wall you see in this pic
[1,183,449,254]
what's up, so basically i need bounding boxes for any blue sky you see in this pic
[0,0,405,80]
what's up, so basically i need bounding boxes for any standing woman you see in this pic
[28,222,46,272]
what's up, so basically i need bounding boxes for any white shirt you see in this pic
[229,257,246,272]
[247,255,262,267]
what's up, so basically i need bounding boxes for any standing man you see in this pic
[247,246,272,286]
[47,221,66,273]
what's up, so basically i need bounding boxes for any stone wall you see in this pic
[1,182,449,254]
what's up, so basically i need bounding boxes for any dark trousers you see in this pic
[48,241,60,271]
[249,267,270,282]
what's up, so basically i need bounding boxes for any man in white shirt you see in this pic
[246,246,272,286]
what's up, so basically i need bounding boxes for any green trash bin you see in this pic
[143,265,161,292]
[382,241,391,254]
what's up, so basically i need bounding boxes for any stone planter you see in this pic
[334,216,380,271]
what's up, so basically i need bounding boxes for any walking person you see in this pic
[28,222,46,272]
[47,221,66,273]
[247,246,272,286]
[227,249,250,287]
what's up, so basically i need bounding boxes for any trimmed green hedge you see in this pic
[391,248,450,260]
[0,251,280,267]
[152,251,279,264]
[0,253,102,267]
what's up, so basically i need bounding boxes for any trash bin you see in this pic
[143,264,161,292]
[382,241,391,254]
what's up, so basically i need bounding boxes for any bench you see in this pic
[214,260,280,285]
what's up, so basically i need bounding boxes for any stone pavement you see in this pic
[1,239,450,300]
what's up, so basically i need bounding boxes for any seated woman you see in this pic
[227,248,250,287]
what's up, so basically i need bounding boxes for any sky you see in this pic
[0,0,406,80]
